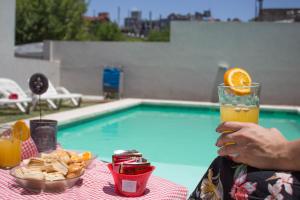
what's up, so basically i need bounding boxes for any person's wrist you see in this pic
[277,141,295,170]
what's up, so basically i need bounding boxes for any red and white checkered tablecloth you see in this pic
[21,138,39,160]
[0,140,188,200]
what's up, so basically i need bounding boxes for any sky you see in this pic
[87,0,300,24]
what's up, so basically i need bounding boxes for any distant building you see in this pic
[84,12,110,23]
[167,13,192,21]
[124,10,215,37]
[124,11,142,35]
[256,8,300,22]
[232,18,242,22]
[131,11,142,21]
[167,10,211,21]
[194,12,204,21]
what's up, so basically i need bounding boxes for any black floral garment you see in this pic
[189,157,300,200]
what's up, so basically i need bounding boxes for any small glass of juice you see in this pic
[218,83,261,124]
[0,125,22,169]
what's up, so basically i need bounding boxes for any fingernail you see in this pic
[215,139,222,147]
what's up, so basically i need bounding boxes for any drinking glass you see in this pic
[218,83,261,124]
[0,125,22,169]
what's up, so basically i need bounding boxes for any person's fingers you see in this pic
[215,131,247,147]
[218,143,241,156]
[216,121,256,133]
[216,133,236,147]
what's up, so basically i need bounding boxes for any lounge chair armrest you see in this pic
[56,86,71,95]
[0,89,9,98]
[24,90,33,96]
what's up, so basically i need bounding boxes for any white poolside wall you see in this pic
[49,22,300,105]
[0,0,60,89]
[1,0,300,105]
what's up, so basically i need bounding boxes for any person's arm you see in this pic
[283,140,300,171]
[215,122,300,171]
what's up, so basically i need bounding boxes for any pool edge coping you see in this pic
[57,98,300,128]
[2,98,300,127]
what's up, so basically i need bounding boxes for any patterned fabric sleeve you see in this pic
[189,156,300,200]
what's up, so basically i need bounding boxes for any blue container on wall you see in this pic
[103,66,123,95]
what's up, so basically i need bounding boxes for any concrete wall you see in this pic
[51,22,300,105]
[2,0,299,105]
[0,0,60,90]
[0,0,15,60]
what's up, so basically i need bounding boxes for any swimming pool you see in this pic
[58,104,300,193]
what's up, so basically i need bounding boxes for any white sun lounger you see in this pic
[0,98,32,113]
[38,81,82,110]
[0,78,32,113]
[0,78,82,112]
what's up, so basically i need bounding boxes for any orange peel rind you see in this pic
[12,120,30,141]
[224,67,252,95]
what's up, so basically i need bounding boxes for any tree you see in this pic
[147,28,170,42]
[88,21,124,41]
[16,0,89,44]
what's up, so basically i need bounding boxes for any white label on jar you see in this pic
[122,180,137,193]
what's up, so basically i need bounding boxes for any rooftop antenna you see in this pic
[149,11,153,29]
[149,11,152,21]
[117,6,121,26]
[159,14,162,28]
[255,0,258,18]
[258,0,264,20]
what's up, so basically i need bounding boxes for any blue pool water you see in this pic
[58,105,300,194]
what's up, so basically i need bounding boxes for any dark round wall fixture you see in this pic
[29,73,49,95]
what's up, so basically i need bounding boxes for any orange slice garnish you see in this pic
[224,68,252,95]
[12,120,30,141]
[82,151,92,161]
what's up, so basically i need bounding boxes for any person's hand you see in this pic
[215,122,290,170]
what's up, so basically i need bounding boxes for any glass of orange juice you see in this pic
[0,125,22,169]
[218,83,261,124]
